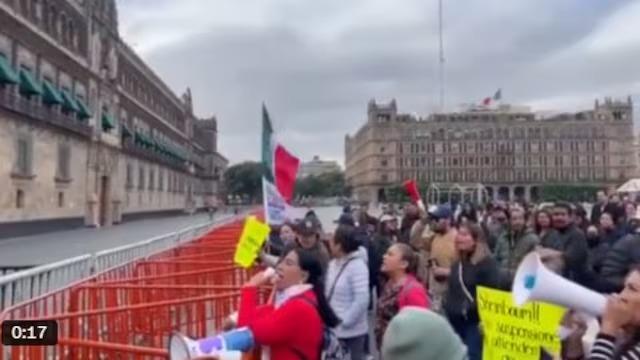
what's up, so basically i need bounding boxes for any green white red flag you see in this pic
[261,104,300,204]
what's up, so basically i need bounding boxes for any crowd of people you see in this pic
[231,189,640,360]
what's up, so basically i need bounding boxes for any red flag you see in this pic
[403,180,425,211]
[274,144,300,204]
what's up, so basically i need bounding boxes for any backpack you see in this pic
[292,297,352,360]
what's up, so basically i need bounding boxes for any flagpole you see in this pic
[438,0,445,112]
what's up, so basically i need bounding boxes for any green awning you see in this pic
[18,69,42,95]
[154,141,165,153]
[134,132,153,147]
[60,90,80,113]
[134,131,144,145]
[122,125,132,138]
[75,98,92,120]
[42,81,64,105]
[0,55,18,84]
[101,113,116,131]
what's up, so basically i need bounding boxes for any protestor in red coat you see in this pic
[237,248,340,360]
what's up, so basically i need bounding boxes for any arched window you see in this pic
[20,0,30,17]
[68,20,75,48]
[41,1,49,30]
[32,0,40,23]
[48,5,57,38]
[60,13,67,44]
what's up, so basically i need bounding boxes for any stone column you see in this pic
[509,186,515,201]
[524,186,531,203]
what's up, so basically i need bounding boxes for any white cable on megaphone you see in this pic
[512,252,606,317]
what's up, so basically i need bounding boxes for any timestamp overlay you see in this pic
[1,320,59,346]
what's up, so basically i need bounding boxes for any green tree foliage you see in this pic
[539,185,600,202]
[223,161,266,203]
[295,171,350,197]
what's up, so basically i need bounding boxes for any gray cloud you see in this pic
[118,0,639,165]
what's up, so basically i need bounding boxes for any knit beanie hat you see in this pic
[381,307,468,360]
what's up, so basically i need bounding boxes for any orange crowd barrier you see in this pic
[0,212,270,360]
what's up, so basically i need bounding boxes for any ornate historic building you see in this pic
[345,98,635,204]
[0,0,227,236]
[299,156,341,178]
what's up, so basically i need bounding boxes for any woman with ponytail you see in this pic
[237,248,340,360]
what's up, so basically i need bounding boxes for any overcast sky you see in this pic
[117,0,640,166]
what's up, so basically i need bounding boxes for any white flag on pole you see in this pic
[262,177,307,225]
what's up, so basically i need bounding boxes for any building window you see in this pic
[158,169,164,191]
[380,146,385,153]
[149,168,155,190]
[56,142,71,181]
[13,134,33,178]
[381,159,388,167]
[126,163,133,190]
[58,192,65,207]
[16,189,25,208]
[138,166,145,190]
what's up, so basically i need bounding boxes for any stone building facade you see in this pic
[0,0,227,236]
[345,98,635,204]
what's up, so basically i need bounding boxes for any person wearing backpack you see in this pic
[237,248,340,360]
[375,243,429,350]
[326,225,370,360]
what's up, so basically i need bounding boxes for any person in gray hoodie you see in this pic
[326,224,370,360]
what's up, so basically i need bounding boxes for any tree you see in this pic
[295,171,349,198]
[223,161,265,203]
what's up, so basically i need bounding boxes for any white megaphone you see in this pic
[168,328,253,360]
[512,252,606,317]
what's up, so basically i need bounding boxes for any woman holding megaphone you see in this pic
[587,266,640,360]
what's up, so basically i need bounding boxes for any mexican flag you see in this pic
[262,104,300,204]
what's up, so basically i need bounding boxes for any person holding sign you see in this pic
[237,248,340,360]
[444,223,500,360]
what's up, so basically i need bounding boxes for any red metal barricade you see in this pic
[0,213,269,360]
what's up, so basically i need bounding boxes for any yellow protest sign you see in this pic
[477,286,566,360]
[234,216,271,268]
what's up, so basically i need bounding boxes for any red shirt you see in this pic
[397,275,430,309]
[238,286,322,360]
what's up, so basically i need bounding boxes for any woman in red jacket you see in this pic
[237,248,340,360]
[375,242,429,348]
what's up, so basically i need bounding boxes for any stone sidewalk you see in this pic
[0,213,226,267]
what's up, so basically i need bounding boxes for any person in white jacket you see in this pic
[326,224,370,360]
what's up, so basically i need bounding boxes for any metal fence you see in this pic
[0,214,242,311]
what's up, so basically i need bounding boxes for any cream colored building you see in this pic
[0,0,227,237]
[299,156,341,178]
[345,98,635,204]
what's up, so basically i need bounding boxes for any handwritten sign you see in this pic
[234,216,271,268]
[477,286,566,360]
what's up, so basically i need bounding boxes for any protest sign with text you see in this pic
[477,286,566,360]
[233,216,271,268]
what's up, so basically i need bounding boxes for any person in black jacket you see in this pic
[444,222,500,360]
[591,190,621,225]
[598,232,640,293]
[542,202,590,284]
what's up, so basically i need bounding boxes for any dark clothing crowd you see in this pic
[255,192,640,360]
